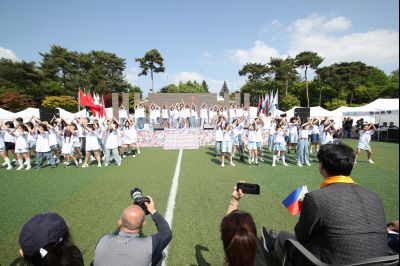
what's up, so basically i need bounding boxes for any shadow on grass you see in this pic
[9,257,24,266]
[189,244,211,266]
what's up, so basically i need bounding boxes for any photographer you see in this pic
[221,182,267,266]
[94,194,172,266]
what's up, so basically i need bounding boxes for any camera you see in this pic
[130,187,150,215]
[280,113,287,118]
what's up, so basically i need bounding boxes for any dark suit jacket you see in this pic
[294,183,388,264]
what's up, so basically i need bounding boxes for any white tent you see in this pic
[0,108,15,121]
[14,108,40,122]
[341,98,399,125]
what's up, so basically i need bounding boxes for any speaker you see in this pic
[387,129,399,141]
[153,124,164,131]
[294,108,310,121]
[203,123,215,130]
[40,108,60,122]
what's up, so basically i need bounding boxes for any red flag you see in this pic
[100,95,106,117]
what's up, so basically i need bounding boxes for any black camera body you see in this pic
[130,188,150,215]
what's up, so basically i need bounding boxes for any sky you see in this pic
[0,0,398,96]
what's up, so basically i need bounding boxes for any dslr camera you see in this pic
[130,187,150,215]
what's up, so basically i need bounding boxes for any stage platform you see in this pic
[136,128,271,148]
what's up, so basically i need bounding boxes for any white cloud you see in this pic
[260,19,283,33]
[0,47,18,61]
[322,16,352,32]
[125,67,138,85]
[198,52,214,63]
[227,40,281,64]
[287,14,399,67]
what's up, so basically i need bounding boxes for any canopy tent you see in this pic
[341,98,399,126]
[14,108,40,122]
[0,108,15,121]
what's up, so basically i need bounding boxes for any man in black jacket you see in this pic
[94,196,172,266]
[263,143,388,264]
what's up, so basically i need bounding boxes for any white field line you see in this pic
[162,149,183,265]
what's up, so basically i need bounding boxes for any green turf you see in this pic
[0,139,398,265]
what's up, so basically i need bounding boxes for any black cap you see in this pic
[19,213,67,256]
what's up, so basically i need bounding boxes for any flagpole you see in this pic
[78,87,81,112]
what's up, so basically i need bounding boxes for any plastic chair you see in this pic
[283,239,399,266]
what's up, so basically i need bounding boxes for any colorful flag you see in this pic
[264,94,269,114]
[270,90,279,115]
[282,185,308,215]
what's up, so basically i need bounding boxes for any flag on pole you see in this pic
[264,93,269,114]
[282,185,308,215]
[270,90,279,115]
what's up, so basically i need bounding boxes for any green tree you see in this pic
[324,99,347,110]
[201,80,209,92]
[135,49,165,92]
[41,95,78,112]
[219,81,229,97]
[128,85,143,112]
[238,63,270,82]
[280,94,300,111]
[268,57,298,97]
[295,51,324,107]
[379,69,399,98]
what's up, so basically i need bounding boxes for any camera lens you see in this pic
[131,187,142,200]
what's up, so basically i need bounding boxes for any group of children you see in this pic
[0,115,141,171]
[144,102,250,129]
[215,113,376,167]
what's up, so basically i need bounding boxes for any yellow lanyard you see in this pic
[320,175,356,188]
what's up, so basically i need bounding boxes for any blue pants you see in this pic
[297,139,310,164]
[215,141,222,155]
[137,118,145,129]
[36,151,56,168]
[200,118,207,129]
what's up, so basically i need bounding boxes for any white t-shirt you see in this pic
[162,109,169,119]
[105,131,119,149]
[274,130,286,143]
[247,130,257,142]
[135,107,145,118]
[299,129,309,139]
[61,137,74,154]
[36,132,51,153]
[359,130,374,143]
[200,109,208,119]
[4,130,15,143]
[215,128,224,141]
[119,109,128,119]
[14,131,29,150]
[236,108,243,118]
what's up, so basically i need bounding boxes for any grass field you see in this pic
[0,139,398,265]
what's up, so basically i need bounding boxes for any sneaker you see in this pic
[137,150,141,154]
[104,163,109,167]
[248,159,251,165]
[259,157,264,162]
[7,165,13,170]
[306,162,311,166]
[78,159,82,164]
[16,165,24,171]
[56,158,60,164]
[64,163,70,168]
[25,165,31,170]
[272,163,276,167]
[122,155,126,158]
[261,226,277,254]
[221,163,225,168]
[75,161,79,167]
[90,156,96,162]
[297,163,303,167]
[1,162,7,167]
[368,159,375,164]
[35,167,40,170]
[283,162,289,167]
[81,164,89,168]
[98,163,102,168]
[116,162,121,166]
[132,155,136,158]
[230,162,236,167]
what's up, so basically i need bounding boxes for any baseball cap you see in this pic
[19,212,67,256]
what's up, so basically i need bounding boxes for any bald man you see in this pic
[94,196,172,266]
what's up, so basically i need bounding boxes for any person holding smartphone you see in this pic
[221,182,266,266]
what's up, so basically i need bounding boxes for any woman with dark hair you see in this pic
[220,184,266,266]
[19,212,83,266]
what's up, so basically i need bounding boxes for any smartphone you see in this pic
[237,183,260,195]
